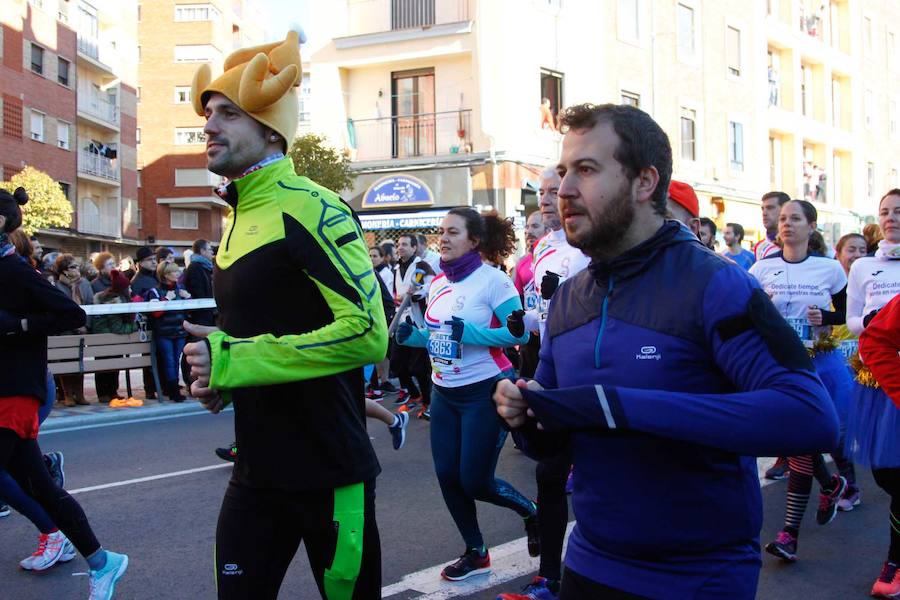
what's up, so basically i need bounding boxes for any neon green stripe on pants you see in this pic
[324,482,365,600]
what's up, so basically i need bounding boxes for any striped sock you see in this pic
[784,455,815,535]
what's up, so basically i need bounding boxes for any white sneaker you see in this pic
[20,531,77,571]
[88,550,128,600]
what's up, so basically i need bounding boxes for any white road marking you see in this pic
[40,407,233,435]
[68,463,232,495]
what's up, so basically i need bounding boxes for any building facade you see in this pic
[136,0,264,252]
[307,0,900,248]
[0,0,140,258]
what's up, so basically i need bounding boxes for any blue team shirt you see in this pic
[723,248,756,270]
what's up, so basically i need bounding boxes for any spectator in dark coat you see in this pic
[146,262,191,402]
[52,254,93,406]
[91,270,136,403]
[183,239,215,326]
[90,252,116,294]
[130,246,159,398]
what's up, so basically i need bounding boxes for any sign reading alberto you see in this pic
[362,174,434,209]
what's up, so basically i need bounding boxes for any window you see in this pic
[801,64,813,116]
[59,182,70,200]
[680,108,696,161]
[867,162,875,198]
[30,110,44,142]
[137,207,143,229]
[30,44,44,74]
[620,90,640,108]
[618,0,640,41]
[728,121,744,171]
[136,127,141,144]
[57,121,69,149]
[171,208,199,230]
[726,26,741,77]
[137,169,141,187]
[175,4,222,22]
[175,168,219,187]
[391,68,435,158]
[174,45,219,63]
[174,86,191,104]
[540,69,564,129]
[137,87,141,102]
[865,89,874,129]
[57,58,70,86]
[175,127,206,145]
[391,0,436,30]
[677,4,695,58]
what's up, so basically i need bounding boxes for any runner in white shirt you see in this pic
[397,207,537,582]
[843,190,900,598]
[749,199,849,563]
[754,191,791,262]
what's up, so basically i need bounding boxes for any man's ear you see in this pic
[635,166,660,205]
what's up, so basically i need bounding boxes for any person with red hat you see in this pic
[666,180,701,236]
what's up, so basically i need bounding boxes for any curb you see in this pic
[41,401,214,432]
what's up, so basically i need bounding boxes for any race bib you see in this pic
[538,297,551,323]
[839,339,858,359]
[785,318,812,342]
[428,331,463,367]
[524,290,540,311]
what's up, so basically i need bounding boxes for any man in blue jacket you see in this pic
[493,103,839,600]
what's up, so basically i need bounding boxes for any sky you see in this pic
[259,0,313,43]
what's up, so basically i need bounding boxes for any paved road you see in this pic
[0,409,888,599]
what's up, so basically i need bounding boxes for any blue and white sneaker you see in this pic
[0,503,10,518]
[44,451,65,489]
[88,551,128,600]
[389,411,409,450]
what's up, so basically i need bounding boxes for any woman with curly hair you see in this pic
[397,207,538,582]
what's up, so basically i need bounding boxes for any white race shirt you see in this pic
[423,264,517,387]
[749,253,847,342]
[846,255,900,335]
[523,228,591,336]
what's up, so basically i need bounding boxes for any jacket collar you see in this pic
[218,156,294,210]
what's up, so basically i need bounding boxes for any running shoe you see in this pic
[524,511,540,558]
[837,486,861,512]
[365,385,384,400]
[0,503,9,518]
[764,457,789,480]
[872,561,900,598]
[398,397,422,414]
[88,551,129,600]
[496,576,559,600]
[441,548,491,581]
[20,531,76,571]
[816,474,847,525]
[215,442,237,463]
[44,451,65,489]
[416,406,430,420]
[393,389,410,406]
[389,411,409,450]
[765,530,798,562]
[380,381,397,393]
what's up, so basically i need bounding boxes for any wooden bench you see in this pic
[47,331,165,401]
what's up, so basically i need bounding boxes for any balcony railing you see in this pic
[77,35,99,60]
[348,109,472,161]
[344,0,469,37]
[78,93,119,126]
[78,199,120,238]
[78,149,119,182]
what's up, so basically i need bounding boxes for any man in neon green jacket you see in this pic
[183,32,387,600]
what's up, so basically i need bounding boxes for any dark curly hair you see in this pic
[446,207,517,265]
[0,187,28,233]
[558,103,672,216]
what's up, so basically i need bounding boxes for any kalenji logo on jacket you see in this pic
[636,346,662,360]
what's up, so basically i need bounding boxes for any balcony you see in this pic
[78,197,120,238]
[78,93,119,129]
[76,35,115,74]
[340,0,470,40]
[348,109,471,162]
[78,149,120,184]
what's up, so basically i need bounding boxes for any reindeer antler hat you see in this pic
[191,31,302,150]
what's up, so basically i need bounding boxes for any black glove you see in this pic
[446,316,464,342]
[0,309,22,334]
[396,316,414,344]
[863,309,881,328]
[507,309,525,338]
[541,271,561,300]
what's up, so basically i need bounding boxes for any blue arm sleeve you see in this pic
[460,297,530,347]
[522,267,840,457]
[400,326,430,348]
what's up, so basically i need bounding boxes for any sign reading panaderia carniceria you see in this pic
[362,174,434,209]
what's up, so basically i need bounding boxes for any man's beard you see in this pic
[566,182,635,258]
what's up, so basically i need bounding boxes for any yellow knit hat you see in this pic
[191,31,302,150]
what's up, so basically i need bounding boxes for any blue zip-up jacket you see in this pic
[516,221,839,600]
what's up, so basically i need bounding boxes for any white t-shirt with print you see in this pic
[423,264,518,387]
[846,255,900,335]
[749,253,847,342]
[523,228,590,337]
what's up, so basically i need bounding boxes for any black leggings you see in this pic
[215,479,381,600]
[390,344,431,404]
[560,568,650,599]
[0,427,100,556]
[873,467,900,564]
[535,447,571,582]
